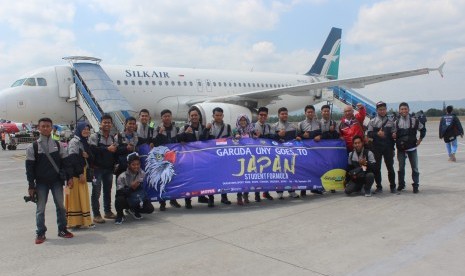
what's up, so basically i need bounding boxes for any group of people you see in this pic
[25,101,463,245]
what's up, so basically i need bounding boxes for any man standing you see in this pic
[393,102,426,193]
[89,114,118,223]
[367,101,396,193]
[320,105,339,140]
[272,107,300,199]
[204,107,233,206]
[297,105,322,196]
[439,105,463,162]
[136,109,154,146]
[25,117,74,244]
[339,103,366,152]
[254,107,275,200]
[152,109,182,210]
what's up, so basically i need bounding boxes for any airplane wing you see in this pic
[188,63,444,106]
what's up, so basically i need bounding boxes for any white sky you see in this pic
[0,0,463,103]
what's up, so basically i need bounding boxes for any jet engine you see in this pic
[192,103,258,126]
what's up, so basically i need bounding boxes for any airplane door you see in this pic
[206,79,212,92]
[196,79,203,93]
[55,66,74,98]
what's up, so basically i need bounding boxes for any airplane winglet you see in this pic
[437,61,445,78]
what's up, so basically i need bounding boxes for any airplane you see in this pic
[0,27,445,130]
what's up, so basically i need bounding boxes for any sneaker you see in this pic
[374,187,383,194]
[35,234,46,244]
[198,196,209,204]
[87,224,96,229]
[263,192,274,200]
[277,193,284,200]
[390,187,397,193]
[115,216,124,225]
[93,215,105,224]
[185,200,193,209]
[365,190,372,197]
[127,209,143,220]
[104,212,116,219]
[170,200,181,208]
[159,203,166,211]
[221,198,232,205]
[397,185,405,192]
[413,186,419,194]
[58,229,74,238]
[451,153,456,162]
[289,191,300,198]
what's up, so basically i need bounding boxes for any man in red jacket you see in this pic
[339,103,366,152]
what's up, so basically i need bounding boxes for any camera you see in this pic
[24,193,38,203]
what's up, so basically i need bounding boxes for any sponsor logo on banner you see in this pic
[260,140,267,145]
[275,186,284,190]
[200,189,216,195]
[284,186,292,190]
[230,188,242,192]
[215,138,228,146]
[283,142,294,146]
[256,186,263,190]
[221,188,232,193]
[191,191,200,196]
[271,141,278,146]
[297,186,307,189]
[250,186,255,191]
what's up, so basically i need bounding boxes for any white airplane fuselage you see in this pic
[0,64,324,125]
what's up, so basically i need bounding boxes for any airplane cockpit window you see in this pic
[37,78,47,86]
[11,78,26,87]
[24,78,36,86]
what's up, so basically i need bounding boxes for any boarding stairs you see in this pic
[330,86,377,123]
[66,57,133,132]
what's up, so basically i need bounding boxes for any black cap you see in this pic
[376,101,386,109]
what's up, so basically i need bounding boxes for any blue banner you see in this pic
[143,138,348,201]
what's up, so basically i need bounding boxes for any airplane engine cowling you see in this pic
[193,103,257,126]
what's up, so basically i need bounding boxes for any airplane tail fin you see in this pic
[305,27,342,80]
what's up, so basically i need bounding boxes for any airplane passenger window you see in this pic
[159,81,163,86]
[11,78,26,87]
[248,83,251,87]
[165,81,169,86]
[218,82,222,87]
[213,82,216,87]
[238,83,241,87]
[243,83,246,87]
[229,83,232,87]
[261,83,264,88]
[178,81,181,86]
[124,80,128,85]
[171,81,175,86]
[223,82,227,87]
[37,78,47,86]
[189,81,193,86]
[131,80,135,85]
[24,78,36,86]
[233,83,236,87]
[117,80,121,85]
[197,81,202,86]
[183,81,187,86]
[273,84,276,88]
[145,81,149,85]
[152,81,156,85]
[252,83,255,87]
[265,84,268,88]
[138,80,142,85]
[207,82,210,86]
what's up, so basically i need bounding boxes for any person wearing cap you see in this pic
[339,103,366,152]
[152,109,182,210]
[367,101,396,193]
[439,105,463,162]
[114,153,154,224]
[392,102,426,193]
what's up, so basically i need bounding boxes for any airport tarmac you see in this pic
[0,120,464,276]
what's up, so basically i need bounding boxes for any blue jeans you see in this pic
[397,149,419,186]
[35,181,67,235]
[91,168,114,216]
[446,138,458,155]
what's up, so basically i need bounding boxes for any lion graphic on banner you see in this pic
[145,146,176,198]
